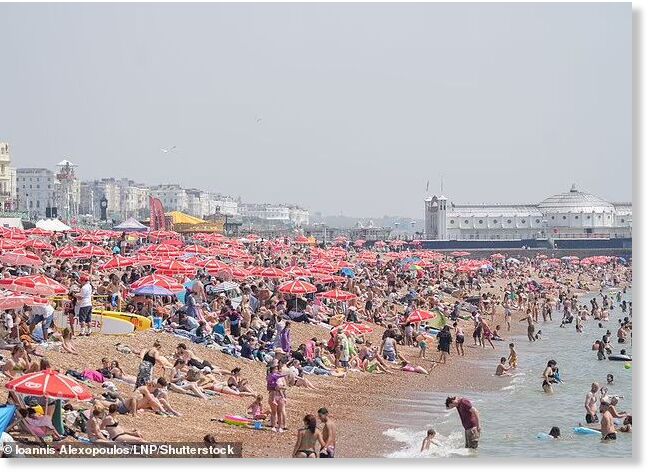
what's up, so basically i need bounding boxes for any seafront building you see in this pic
[424,184,632,241]
[0,143,17,213]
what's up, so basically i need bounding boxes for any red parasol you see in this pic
[99,255,136,270]
[5,369,92,401]
[318,289,356,301]
[278,280,317,295]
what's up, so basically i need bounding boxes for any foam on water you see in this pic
[384,428,473,458]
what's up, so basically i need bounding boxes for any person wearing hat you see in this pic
[76,274,94,336]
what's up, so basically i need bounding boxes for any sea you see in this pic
[382,289,633,458]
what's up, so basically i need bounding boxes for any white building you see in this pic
[15,168,58,220]
[425,184,632,241]
[0,143,17,212]
[150,184,188,213]
[288,206,310,226]
[240,203,309,225]
[209,193,238,216]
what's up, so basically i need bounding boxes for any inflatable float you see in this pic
[573,426,600,436]
[54,311,135,335]
[92,309,152,331]
[608,354,632,362]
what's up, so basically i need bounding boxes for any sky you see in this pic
[0,3,632,218]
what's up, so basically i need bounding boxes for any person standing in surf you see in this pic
[445,396,481,449]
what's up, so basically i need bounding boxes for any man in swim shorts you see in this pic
[585,383,599,424]
[446,396,481,449]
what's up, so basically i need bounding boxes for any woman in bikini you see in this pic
[100,404,146,444]
[226,367,257,397]
[293,414,326,458]
[2,345,37,378]
[110,361,137,385]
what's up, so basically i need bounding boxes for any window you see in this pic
[587,216,591,219]
[507,219,512,224]
[535,219,540,223]
[521,219,526,223]
[551,216,555,219]
[478,219,483,224]
[575,216,579,219]
[464,220,469,224]
[621,219,625,223]
[562,216,567,220]
[493,219,498,224]
[449,220,455,224]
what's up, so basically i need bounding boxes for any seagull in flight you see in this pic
[255,114,263,125]
[160,145,177,153]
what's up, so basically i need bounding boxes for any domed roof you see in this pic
[537,184,615,213]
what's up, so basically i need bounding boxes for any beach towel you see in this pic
[81,370,105,383]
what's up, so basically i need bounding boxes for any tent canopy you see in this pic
[35,218,71,232]
[113,217,149,232]
[166,211,205,225]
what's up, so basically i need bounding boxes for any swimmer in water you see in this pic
[495,357,511,376]
[607,374,614,385]
[548,426,561,438]
[420,428,440,451]
[542,360,557,394]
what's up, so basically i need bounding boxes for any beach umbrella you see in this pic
[334,322,373,336]
[229,266,251,280]
[278,280,317,295]
[154,259,197,276]
[0,249,43,267]
[285,266,312,277]
[76,244,111,258]
[490,253,505,260]
[160,238,183,248]
[406,309,435,323]
[353,239,366,247]
[294,235,310,245]
[318,289,356,301]
[253,267,288,279]
[74,233,104,243]
[13,275,68,296]
[340,268,355,278]
[26,227,53,237]
[0,239,24,251]
[5,369,92,401]
[24,239,54,251]
[52,245,78,258]
[133,285,176,296]
[99,255,136,270]
[130,274,184,292]
[0,228,27,240]
[451,251,471,257]
[0,292,36,310]
[313,274,346,284]
[183,244,209,254]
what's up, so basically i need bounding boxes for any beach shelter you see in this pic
[113,217,149,232]
[35,218,71,232]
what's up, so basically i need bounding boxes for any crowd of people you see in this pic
[0,227,632,456]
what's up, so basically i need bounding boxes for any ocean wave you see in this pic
[383,428,474,458]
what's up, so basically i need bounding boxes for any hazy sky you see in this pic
[0,3,631,218]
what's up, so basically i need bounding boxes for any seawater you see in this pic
[383,289,633,458]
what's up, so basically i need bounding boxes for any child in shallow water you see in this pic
[421,428,440,451]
